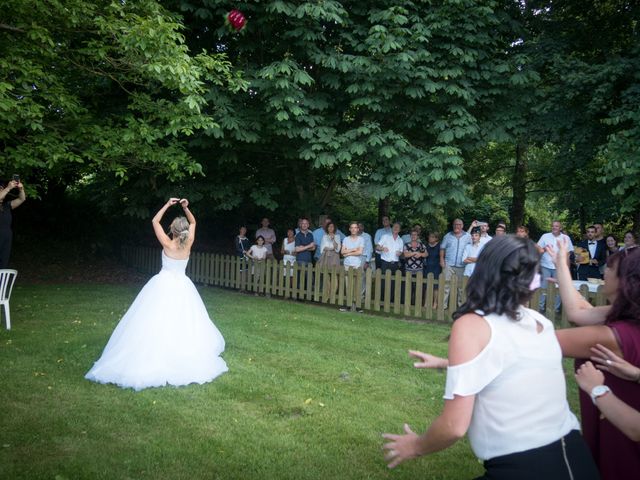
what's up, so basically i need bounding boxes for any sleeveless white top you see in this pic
[444,307,580,460]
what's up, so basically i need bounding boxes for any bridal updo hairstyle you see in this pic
[169,216,190,249]
[453,235,540,321]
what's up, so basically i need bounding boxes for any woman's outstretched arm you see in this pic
[547,239,610,325]
[382,313,489,468]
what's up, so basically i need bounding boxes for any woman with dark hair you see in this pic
[382,236,599,479]
[281,228,297,280]
[317,221,341,269]
[621,231,638,250]
[547,240,640,479]
[604,235,619,260]
[317,221,341,300]
[86,198,228,390]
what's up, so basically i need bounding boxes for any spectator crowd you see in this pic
[234,215,638,311]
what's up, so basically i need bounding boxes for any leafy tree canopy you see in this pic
[1,0,245,214]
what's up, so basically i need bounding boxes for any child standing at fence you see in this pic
[246,235,268,295]
[281,228,297,280]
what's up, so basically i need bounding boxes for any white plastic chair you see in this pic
[0,269,17,330]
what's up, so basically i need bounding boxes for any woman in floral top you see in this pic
[403,230,427,273]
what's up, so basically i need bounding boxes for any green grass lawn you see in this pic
[0,284,581,479]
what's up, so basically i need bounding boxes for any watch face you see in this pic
[591,385,610,399]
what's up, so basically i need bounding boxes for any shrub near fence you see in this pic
[122,247,608,324]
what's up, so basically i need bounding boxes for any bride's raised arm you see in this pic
[179,199,196,245]
[152,198,180,249]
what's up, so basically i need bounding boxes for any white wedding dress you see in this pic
[85,251,228,391]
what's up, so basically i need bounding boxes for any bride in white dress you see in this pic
[85,198,228,391]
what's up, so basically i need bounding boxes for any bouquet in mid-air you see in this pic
[226,9,247,32]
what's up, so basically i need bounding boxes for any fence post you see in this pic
[355,268,363,310]
[594,285,606,306]
[393,271,403,315]
[305,263,314,301]
[545,283,557,324]
[291,263,299,299]
[364,268,373,310]
[345,267,354,310]
[373,269,382,312]
[403,272,412,317]
[337,267,345,307]
[414,272,424,318]
[448,274,458,322]
[383,270,392,313]
[313,264,322,302]
[424,273,434,320]
[264,260,273,296]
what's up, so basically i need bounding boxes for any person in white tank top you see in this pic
[382,235,599,480]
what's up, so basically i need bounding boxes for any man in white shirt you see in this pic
[377,222,404,274]
[377,222,404,303]
[537,220,574,312]
[374,216,392,269]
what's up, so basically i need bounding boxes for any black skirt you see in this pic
[474,430,600,480]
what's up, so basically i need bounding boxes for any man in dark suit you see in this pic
[575,225,606,280]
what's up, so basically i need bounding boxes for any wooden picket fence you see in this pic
[122,246,608,324]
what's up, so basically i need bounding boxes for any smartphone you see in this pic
[12,174,19,182]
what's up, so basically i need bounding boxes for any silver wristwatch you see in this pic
[590,385,611,405]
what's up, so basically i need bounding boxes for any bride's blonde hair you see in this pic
[169,216,190,249]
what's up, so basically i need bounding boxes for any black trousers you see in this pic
[576,264,602,280]
[380,260,400,302]
[0,230,12,269]
[474,430,600,480]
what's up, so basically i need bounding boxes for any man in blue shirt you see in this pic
[440,218,470,309]
[358,222,373,270]
[295,218,316,265]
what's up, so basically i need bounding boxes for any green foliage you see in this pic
[164,0,528,217]
[519,0,640,223]
[599,79,640,214]
[3,0,638,231]
[0,0,244,190]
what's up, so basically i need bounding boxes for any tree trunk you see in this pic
[578,205,586,234]
[319,176,338,211]
[378,197,390,226]
[510,142,527,231]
